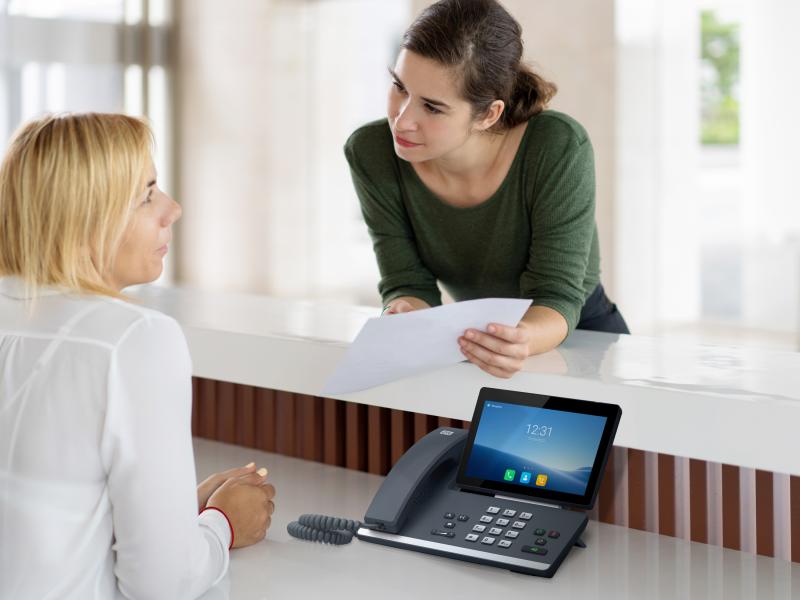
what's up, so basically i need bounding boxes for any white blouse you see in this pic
[0,277,230,599]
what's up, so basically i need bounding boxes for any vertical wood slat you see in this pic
[792,476,800,563]
[199,378,217,439]
[274,391,295,457]
[722,464,741,550]
[254,388,276,453]
[755,470,774,557]
[413,414,437,442]
[216,381,236,444]
[658,454,676,537]
[345,402,366,471]
[297,395,322,462]
[628,449,646,530]
[390,410,414,466]
[189,380,799,564]
[323,398,344,466]
[689,458,708,543]
[234,385,255,448]
[367,406,390,475]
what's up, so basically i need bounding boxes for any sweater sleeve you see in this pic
[520,129,596,333]
[344,125,442,308]
[103,315,229,600]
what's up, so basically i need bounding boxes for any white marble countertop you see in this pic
[134,285,800,476]
[194,438,800,600]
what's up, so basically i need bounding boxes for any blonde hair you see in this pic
[0,113,153,298]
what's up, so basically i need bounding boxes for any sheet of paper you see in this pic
[321,298,532,395]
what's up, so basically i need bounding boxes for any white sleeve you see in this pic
[101,315,230,600]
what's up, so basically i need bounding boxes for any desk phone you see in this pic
[289,387,621,578]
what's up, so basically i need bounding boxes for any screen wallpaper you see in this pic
[464,401,607,496]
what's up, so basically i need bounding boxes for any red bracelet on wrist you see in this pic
[200,506,234,550]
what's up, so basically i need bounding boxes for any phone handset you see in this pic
[287,427,467,544]
[363,427,467,533]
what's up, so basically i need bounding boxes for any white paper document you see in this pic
[321,298,532,395]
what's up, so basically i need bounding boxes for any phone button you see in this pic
[489,527,503,535]
[457,514,470,522]
[535,538,547,546]
[548,530,561,538]
[512,521,526,529]
[504,531,519,539]
[519,512,533,520]
[486,506,501,514]
[502,509,517,517]
[534,528,546,536]
[472,524,487,533]
[522,545,548,556]
[443,512,455,519]
[430,529,455,538]
[480,537,496,545]
[465,534,479,542]
[495,518,509,526]
[443,522,456,529]
[479,515,493,523]
[498,540,513,548]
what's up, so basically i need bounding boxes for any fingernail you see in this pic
[488,325,495,333]
[257,468,268,477]
[246,462,255,468]
[465,331,474,339]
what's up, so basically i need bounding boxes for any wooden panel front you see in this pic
[190,377,797,563]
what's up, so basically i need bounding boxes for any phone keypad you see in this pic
[428,504,562,561]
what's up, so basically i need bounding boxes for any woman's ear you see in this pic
[473,100,505,132]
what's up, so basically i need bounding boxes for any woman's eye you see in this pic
[392,81,406,94]
[424,103,441,115]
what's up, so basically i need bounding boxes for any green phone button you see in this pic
[503,469,516,481]
[522,545,548,556]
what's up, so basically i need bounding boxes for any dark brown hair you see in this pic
[402,0,556,130]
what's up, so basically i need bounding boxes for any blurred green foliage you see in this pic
[701,10,740,145]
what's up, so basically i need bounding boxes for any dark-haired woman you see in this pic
[344,0,628,379]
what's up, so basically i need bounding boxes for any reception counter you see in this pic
[195,438,799,600]
[133,285,800,563]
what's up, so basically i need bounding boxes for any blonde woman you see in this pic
[0,114,275,599]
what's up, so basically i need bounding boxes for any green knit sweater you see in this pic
[344,110,601,333]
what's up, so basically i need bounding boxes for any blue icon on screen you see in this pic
[520,471,532,484]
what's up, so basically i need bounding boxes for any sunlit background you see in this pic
[1,0,798,351]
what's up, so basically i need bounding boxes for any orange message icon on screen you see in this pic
[535,474,548,487]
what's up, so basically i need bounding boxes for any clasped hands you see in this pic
[197,463,277,548]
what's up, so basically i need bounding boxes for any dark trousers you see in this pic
[576,284,630,334]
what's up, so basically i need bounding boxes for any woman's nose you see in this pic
[163,196,182,226]
[394,100,417,131]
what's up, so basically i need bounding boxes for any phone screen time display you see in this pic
[464,401,607,496]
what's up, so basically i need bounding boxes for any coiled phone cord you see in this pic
[287,514,365,545]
